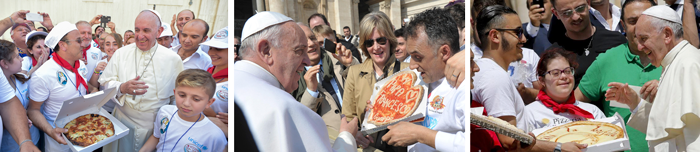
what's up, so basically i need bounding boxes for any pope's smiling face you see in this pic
[134,12,164,51]
[635,15,672,67]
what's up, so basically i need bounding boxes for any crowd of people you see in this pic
[471,0,700,151]
[0,8,229,152]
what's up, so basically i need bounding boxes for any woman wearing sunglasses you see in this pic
[341,11,409,151]
[520,46,605,133]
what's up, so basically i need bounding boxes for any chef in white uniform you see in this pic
[606,6,700,152]
[98,9,184,152]
[234,11,359,152]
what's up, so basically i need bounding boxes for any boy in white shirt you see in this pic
[139,69,227,152]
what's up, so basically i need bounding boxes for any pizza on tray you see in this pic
[536,121,624,146]
[63,114,115,147]
[367,71,424,126]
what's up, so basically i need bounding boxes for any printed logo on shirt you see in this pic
[79,67,87,76]
[429,95,445,113]
[187,137,209,151]
[422,116,438,129]
[159,117,169,134]
[57,71,67,85]
[216,89,228,101]
[92,42,99,48]
[91,52,98,60]
[548,118,587,126]
[542,118,550,124]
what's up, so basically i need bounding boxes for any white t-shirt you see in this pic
[507,47,540,88]
[21,56,34,72]
[211,81,228,114]
[521,100,606,133]
[409,78,465,152]
[153,105,227,152]
[0,68,15,103]
[29,58,88,128]
[85,46,105,81]
[171,45,213,70]
[472,58,526,129]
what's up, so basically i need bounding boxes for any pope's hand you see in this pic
[640,79,659,103]
[121,76,149,95]
[304,65,320,92]
[339,114,358,137]
[606,82,640,109]
[445,51,465,88]
[49,128,68,145]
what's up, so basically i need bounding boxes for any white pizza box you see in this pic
[53,87,130,152]
[531,113,631,152]
[361,68,429,135]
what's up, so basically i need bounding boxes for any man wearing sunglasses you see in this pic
[547,0,626,89]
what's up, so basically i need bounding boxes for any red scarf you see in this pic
[82,44,91,61]
[31,56,37,67]
[537,90,594,119]
[52,52,88,91]
[207,66,228,79]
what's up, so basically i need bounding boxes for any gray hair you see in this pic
[239,22,287,59]
[647,15,683,39]
[139,10,162,28]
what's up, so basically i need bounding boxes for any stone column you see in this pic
[268,0,287,16]
[390,0,402,29]
[352,0,360,35]
[334,0,354,34]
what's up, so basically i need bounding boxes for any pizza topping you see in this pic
[64,114,115,147]
[368,71,424,126]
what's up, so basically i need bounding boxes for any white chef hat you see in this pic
[44,21,78,49]
[642,6,682,24]
[160,21,173,37]
[241,11,293,42]
[200,26,228,49]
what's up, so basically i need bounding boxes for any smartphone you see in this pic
[533,0,544,9]
[26,13,43,22]
[101,16,111,24]
[323,38,337,54]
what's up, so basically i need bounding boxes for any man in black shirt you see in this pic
[549,0,626,86]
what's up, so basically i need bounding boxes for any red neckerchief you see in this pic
[93,39,100,48]
[537,90,594,119]
[207,66,228,79]
[82,44,91,61]
[31,56,38,66]
[52,52,88,91]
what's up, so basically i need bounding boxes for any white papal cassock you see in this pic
[98,43,183,152]
[234,60,357,152]
[628,40,700,152]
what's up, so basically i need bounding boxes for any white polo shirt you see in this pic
[211,81,228,114]
[171,45,213,70]
[153,105,227,152]
[85,46,105,81]
[29,58,88,128]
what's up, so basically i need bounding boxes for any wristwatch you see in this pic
[554,142,562,152]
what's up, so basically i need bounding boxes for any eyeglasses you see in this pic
[543,67,575,77]
[364,37,387,48]
[62,38,83,44]
[559,4,588,18]
[487,27,524,40]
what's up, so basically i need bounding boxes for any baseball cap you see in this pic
[200,26,228,49]
[160,22,173,37]
[25,31,49,46]
[45,21,78,49]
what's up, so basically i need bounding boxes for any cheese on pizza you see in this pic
[368,71,424,126]
[536,121,624,146]
[64,114,115,147]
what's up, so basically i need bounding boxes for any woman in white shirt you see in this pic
[201,27,229,138]
[0,40,41,151]
[521,46,606,133]
[89,33,121,113]
[21,31,50,76]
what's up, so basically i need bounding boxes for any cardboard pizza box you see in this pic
[361,68,428,136]
[531,113,631,152]
[54,87,130,152]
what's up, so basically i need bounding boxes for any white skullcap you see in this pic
[241,11,293,42]
[201,26,228,49]
[642,5,682,24]
[25,31,48,46]
[45,21,78,49]
[160,22,173,37]
[142,9,163,26]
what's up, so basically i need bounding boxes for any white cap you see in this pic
[25,31,48,46]
[241,11,293,42]
[642,6,682,24]
[160,22,173,37]
[200,26,228,49]
[45,21,78,49]
[142,9,163,26]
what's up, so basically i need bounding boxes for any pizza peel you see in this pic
[470,113,535,144]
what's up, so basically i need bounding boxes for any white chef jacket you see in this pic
[234,60,357,152]
[628,40,700,152]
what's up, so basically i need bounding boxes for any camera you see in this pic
[101,16,111,30]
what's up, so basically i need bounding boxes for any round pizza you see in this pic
[536,121,624,146]
[368,71,424,126]
[63,114,115,147]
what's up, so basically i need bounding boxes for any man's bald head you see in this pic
[182,19,210,37]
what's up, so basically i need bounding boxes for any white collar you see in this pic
[661,40,690,68]
[234,60,283,89]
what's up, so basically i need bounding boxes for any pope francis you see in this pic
[606,6,700,152]
[234,11,358,152]
[98,10,184,152]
